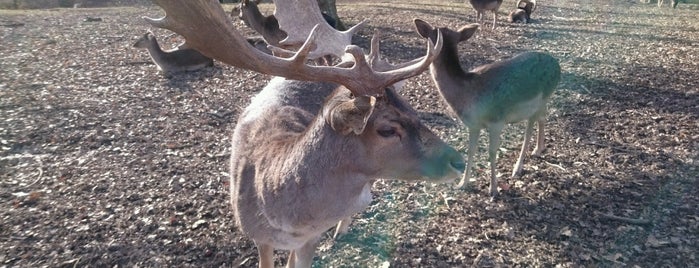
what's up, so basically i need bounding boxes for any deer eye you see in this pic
[377,128,397,138]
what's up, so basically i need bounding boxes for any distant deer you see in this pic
[132,32,213,73]
[468,0,504,29]
[658,0,679,8]
[146,1,464,268]
[509,0,536,23]
[414,19,561,197]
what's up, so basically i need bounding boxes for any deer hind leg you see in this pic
[532,117,546,156]
[256,242,274,268]
[457,127,481,189]
[487,124,504,197]
[512,119,536,177]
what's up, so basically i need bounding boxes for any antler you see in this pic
[145,0,442,96]
[273,0,365,59]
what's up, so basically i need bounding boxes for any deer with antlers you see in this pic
[145,1,464,267]
[413,19,561,198]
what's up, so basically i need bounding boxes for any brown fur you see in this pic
[230,78,464,267]
[468,0,504,29]
[235,0,287,47]
[414,19,561,198]
[132,32,213,73]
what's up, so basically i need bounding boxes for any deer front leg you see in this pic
[512,119,535,177]
[488,124,504,197]
[333,218,352,239]
[286,237,319,268]
[256,242,274,268]
[492,11,498,29]
[457,127,481,189]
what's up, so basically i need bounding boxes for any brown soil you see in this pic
[1,0,697,267]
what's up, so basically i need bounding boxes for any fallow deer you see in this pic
[468,0,504,29]
[145,1,464,267]
[509,0,536,23]
[235,0,287,49]
[658,0,679,8]
[413,19,561,198]
[132,31,213,73]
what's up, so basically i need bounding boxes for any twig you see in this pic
[441,192,452,209]
[579,84,591,94]
[543,160,566,172]
[595,211,651,226]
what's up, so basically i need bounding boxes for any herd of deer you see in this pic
[135,0,563,267]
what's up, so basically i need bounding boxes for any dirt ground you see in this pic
[1,0,697,267]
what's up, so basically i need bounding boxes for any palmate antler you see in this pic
[145,0,442,96]
[272,0,365,59]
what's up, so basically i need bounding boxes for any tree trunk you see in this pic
[317,0,346,30]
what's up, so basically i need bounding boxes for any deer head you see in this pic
[234,0,287,48]
[146,1,462,267]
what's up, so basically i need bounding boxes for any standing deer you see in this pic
[468,0,504,29]
[413,19,561,198]
[132,31,213,73]
[146,1,464,267]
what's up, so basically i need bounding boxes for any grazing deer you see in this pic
[146,1,464,267]
[468,0,504,29]
[413,19,561,197]
[132,31,213,73]
[509,0,536,23]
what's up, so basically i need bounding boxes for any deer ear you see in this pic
[326,95,376,136]
[413,19,434,39]
[458,24,479,42]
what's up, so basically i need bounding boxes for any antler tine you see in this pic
[368,30,381,67]
[273,0,365,59]
[146,0,441,97]
[366,29,443,90]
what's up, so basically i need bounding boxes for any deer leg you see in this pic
[532,117,546,156]
[286,237,319,268]
[512,119,535,177]
[492,11,498,29]
[488,124,504,197]
[286,251,296,268]
[256,242,274,268]
[333,217,352,239]
[457,127,481,189]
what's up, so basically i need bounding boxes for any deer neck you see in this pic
[430,41,478,116]
[244,104,375,234]
[244,7,274,38]
[143,38,168,65]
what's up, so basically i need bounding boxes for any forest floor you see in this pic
[1,0,697,267]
